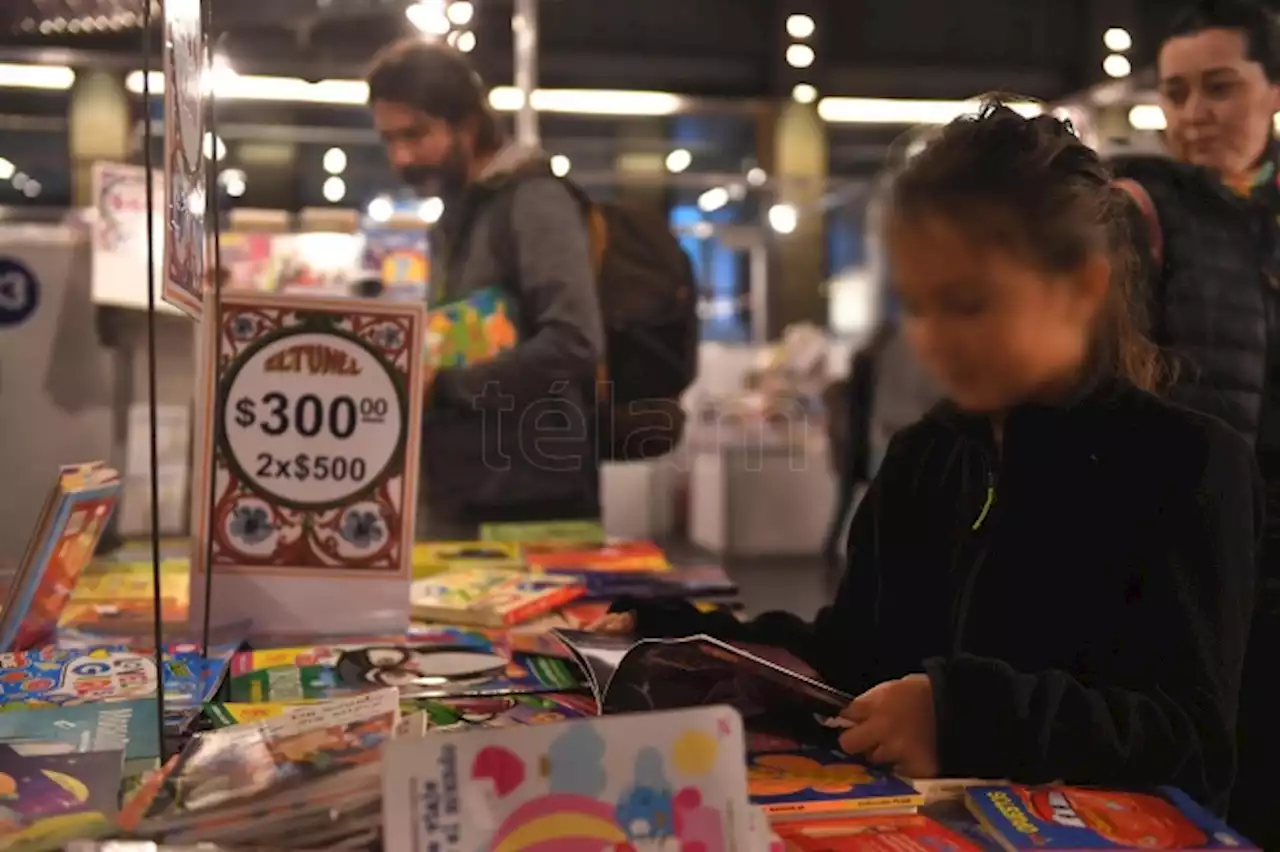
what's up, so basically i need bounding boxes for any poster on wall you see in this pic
[90,163,175,314]
[190,293,426,637]
[162,0,207,319]
[361,229,429,303]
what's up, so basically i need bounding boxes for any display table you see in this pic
[689,435,836,557]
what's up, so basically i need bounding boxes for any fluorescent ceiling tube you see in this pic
[818,96,1042,125]
[0,63,75,90]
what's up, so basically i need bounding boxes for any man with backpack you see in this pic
[1111,0,1278,841]
[366,40,697,540]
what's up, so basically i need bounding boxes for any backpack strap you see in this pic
[1114,178,1164,269]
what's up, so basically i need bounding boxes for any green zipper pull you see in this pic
[971,476,995,531]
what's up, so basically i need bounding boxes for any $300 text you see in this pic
[232,392,391,439]
[254,453,369,483]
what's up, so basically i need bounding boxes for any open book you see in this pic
[552,629,851,730]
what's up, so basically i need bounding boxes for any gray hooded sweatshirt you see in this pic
[417,145,605,539]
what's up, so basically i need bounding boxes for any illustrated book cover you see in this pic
[773,813,986,851]
[746,735,923,820]
[382,704,753,852]
[524,540,670,575]
[410,568,586,628]
[965,784,1258,850]
[0,700,159,776]
[412,542,523,574]
[479,520,606,546]
[553,629,851,733]
[425,285,518,369]
[0,463,122,651]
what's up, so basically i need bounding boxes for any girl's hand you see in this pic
[836,674,939,779]
[589,612,636,633]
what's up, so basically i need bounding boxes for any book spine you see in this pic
[760,794,924,818]
[501,586,586,626]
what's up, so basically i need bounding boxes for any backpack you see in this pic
[483,170,699,462]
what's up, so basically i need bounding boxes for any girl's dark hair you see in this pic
[888,100,1169,393]
[366,38,502,153]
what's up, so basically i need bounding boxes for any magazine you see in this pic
[0,463,122,651]
[410,568,585,627]
[226,642,584,702]
[965,784,1259,850]
[381,705,753,852]
[553,629,851,731]
[0,745,124,852]
[0,699,159,776]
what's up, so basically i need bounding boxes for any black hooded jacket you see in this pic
[617,379,1261,813]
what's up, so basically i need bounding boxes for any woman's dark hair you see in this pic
[889,101,1169,393]
[366,38,502,153]
[1167,0,1280,81]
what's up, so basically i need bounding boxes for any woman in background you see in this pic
[596,103,1261,813]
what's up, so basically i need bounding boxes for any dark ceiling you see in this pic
[0,0,1183,210]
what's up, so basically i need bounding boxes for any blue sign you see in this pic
[0,258,39,327]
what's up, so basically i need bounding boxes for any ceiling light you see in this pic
[488,87,689,116]
[786,14,816,39]
[698,187,729,213]
[322,177,346,203]
[746,167,767,186]
[550,155,571,177]
[792,83,818,104]
[446,0,474,26]
[1103,27,1132,52]
[202,133,226,161]
[419,197,444,224]
[768,203,798,234]
[0,63,75,90]
[406,0,450,35]
[221,169,246,198]
[786,44,815,69]
[367,196,394,223]
[665,148,692,173]
[1103,54,1132,78]
[0,159,14,182]
[12,173,27,191]
[455,30,476,53]
[323,147,348,175]
[22,180,41,199]
[817,96,1042,125]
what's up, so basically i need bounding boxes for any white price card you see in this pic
[190,293,426,637]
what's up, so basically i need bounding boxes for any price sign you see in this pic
[191,293,427,637]
[222,333,403,508]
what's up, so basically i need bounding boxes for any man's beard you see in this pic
[400,140,470,199]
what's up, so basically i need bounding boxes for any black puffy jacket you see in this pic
[1112,153,1280,449]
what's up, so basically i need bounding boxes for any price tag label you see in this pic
[222,332,403,508]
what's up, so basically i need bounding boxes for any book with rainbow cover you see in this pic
[425,286,518,369]
[382,705,753,852]
[965,784,1258,850]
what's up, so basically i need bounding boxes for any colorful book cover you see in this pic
[1,474,122,651]
[479,520,607,546]
[413,542,524,573]
[227,643,584,703]
[411,568,586,628]
[408,693,597,734]
[140,689,400,825]
[773,813,985,850]
[0,700,159,774]
[965,785,1259,850]
[59,559,190,634]
[747,742,923,819]
[525,540,671,575]
[425,286,518,369]
[361,228,428,299]
[381,705,753,852]
[0,747,124,852]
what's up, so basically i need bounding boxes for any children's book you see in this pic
[773,813,987,850]
[0,699,159,776]
[479,519,607,546]
[134,688,400,831]
[425,286,518,369]
[226,642,584,703]
[965,784,1259,850]
[0,464,122,651]
[410,568,586,628]
[0,746,124,852]
[412,542,524,573]
[381,705,753,852]
[553,629,851,730]
[525,540,670,574]
[58,559,190,635]
[746,738,923,819]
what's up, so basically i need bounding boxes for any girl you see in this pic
[596,104,1261,813]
